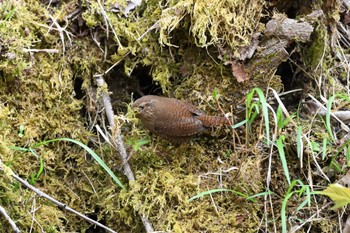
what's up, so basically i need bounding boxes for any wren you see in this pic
[132,95,231,143]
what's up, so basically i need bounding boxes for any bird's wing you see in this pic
[154,117,205,137]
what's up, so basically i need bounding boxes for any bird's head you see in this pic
[132,96,157,120]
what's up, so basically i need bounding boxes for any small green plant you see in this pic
[30,157,44,185]
[322,137,328,160]
[329,138,350,170]
[281,180,311,233]
[8,146,44,184]
[276,135,290,185]
[276,106,294,131]
[346,146,350,167]
[325,95,335,142]
[309,140,321,153]
[329,159,343,173]
[212,87,219,100]
[246,88,270,145]
[0,0,15,22]
[296,126,302,160]
[325,93,350,143]
[127,138,150,151]
[18,125,24,138]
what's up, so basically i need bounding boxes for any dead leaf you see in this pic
[231,62,249,83]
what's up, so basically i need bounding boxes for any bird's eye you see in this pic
[139,105,144,110]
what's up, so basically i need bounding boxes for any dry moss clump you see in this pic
[159,0,264,48]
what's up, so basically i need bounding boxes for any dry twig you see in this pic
[0,205,21,233]
[95,75,154,233]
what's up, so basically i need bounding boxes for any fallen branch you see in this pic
[0,205,21,233]
[95,75,154,233]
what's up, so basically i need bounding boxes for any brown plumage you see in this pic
[132,95,230,143]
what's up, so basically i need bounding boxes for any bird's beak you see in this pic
[132,104,140,117]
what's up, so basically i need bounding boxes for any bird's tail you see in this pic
[197,115,231,127]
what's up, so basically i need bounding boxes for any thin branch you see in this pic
[47,14,74,54]
[22,48,59,53]
[137,20,160,41]
[95,75,154,233]
[0,205,21,233]
[95,76,135,181]
[96,76,135,181]
[104,51,131,75]
[97,0,122,47]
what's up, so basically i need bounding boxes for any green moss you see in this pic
[119,165,261,232]
[304,23,327,69]
[82,12,100,27]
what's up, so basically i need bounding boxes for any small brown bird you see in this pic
[132,95,231,143]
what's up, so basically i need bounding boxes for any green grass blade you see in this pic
[322,137,327,160]
[281,191,294,233]
[32,138,126,190]
[37,157,44,179]
[246,190,273,201]
[296,126,302,160]
[245,88,270,145]
[232,120,247,129]
[277,135,290,185]
[253,88,270,145]
[326,96,335,142]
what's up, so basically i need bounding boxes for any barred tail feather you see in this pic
[198,115,231,127]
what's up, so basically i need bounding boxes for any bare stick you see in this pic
[97,0,122,47]
[95,76,135,181]
[0,205,21,233]
[22,49,59,53]
[95,75,154,233]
